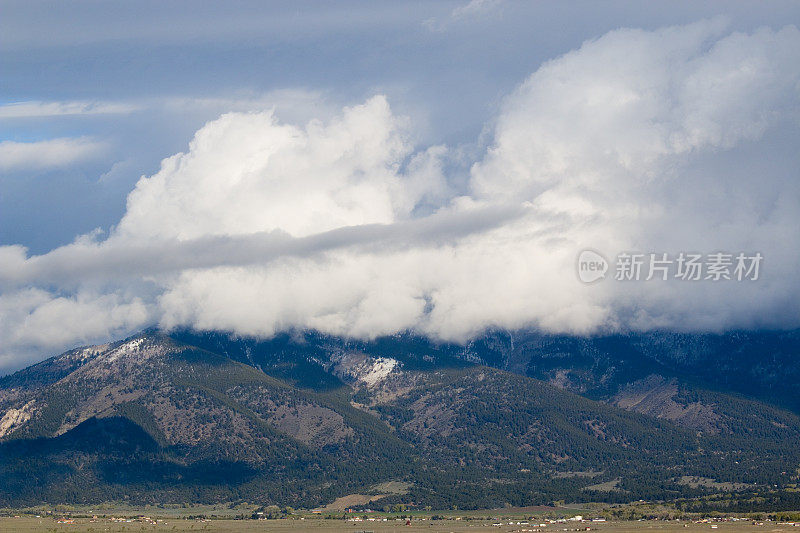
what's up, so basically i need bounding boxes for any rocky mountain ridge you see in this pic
[0,328,798,508]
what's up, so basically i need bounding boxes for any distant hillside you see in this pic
[473,330,800,411]
[1,329,799,509]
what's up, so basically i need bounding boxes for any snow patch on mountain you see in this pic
[105,338,146,362]
[361,357,398,386]
[327,352,401,387]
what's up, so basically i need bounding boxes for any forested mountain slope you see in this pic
[0,330,798,508]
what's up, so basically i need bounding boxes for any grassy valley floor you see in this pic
[1,516,799,533]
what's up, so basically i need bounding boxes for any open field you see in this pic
[1,517,799,533]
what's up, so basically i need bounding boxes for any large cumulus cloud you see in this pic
[2,20,800,371]
[116,96,445,241]
[471,20,800,330]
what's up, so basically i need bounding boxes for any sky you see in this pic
[1,0,800,373]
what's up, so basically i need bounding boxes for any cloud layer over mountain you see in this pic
[2,20,799,371]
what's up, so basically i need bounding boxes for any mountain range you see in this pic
[1,328,798,509]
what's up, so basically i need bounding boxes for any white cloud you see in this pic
[2,21,800,370]
[0,100,139,118]
[115,95,442,241]
[0,92,328,124]
[0,137,106,171]
[469,20,800,332]
[0,288,149,369]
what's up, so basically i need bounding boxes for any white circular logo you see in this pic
[577,249,608,283]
